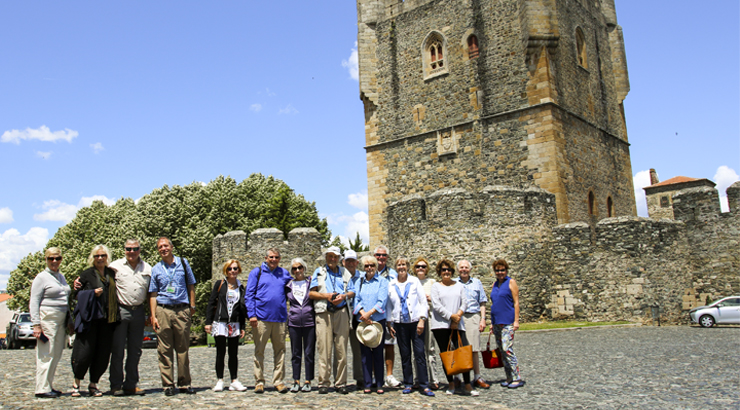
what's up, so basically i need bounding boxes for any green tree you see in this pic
[349,232,369,252]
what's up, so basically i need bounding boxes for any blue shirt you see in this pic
[245,262,292,323]
[377,266,398,281]
[353,273,389,322]
[456,277,488,313]
[149,257,197,305]
[310,265,356,308]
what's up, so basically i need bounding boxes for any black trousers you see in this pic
[214,336,240,380]
[432,328,471,384]
[71,319,114,383]
[395,321,428,389]
[288,326,316,381]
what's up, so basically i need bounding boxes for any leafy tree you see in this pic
[349,232,369,252]
[329,236,348,253]
[6,173,331,330]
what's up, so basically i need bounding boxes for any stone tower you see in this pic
[357,0,636,245]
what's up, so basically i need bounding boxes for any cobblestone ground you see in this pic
[1,325,738,409]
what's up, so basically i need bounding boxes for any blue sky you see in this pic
[1,1,738,290]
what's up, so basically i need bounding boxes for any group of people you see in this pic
[28,239,523,399]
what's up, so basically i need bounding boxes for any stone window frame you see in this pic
[660,196,670,208]
[588,190,596,216]
[461,29,480,61]
[575,26,588,69]
[422,31,449,81]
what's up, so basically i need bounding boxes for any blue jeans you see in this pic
[395,321,428,389]
[360,319,386,389]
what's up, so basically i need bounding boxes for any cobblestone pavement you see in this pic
[1,325,738,409]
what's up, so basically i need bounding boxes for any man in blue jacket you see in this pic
[245,248,292,394]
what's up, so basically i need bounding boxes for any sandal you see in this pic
[376,388,384,394]
[430,382,440,390]
[402,387,413,394]
[364,389,372,394]
[71,384,80,397]
[507,380,524,389]
[422,388,435,397]
[88,386,103,397]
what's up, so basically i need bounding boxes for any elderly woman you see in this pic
[352,255,389,394]
[456,260,490,389]
[30,247,72,398]
[71,245,118,397]
[206,259,247,392]
[489,259,523,389]
[387,257,433,396]
[286,257,315,393]
[430,258,479,396]
[412,256,440,390]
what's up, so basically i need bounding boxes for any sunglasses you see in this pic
[291,266,304,271]
[364,264,376,268]
[125,247,140,252]
[494,269,507,273]
[415,265,427,269]
[93,254,107,259]
[374,253,388,257]
[441,267,453,272]
[46,256,62,262]
[227,267,240,272]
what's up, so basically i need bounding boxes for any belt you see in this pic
[120,304,144,310]
[157,303,189,309]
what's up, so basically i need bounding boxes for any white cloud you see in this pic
[278,104,299,115]
[633,169,651,217]
[250,103,263,112]
[714,165,739,212]
[36,151,52,160]
[0,207,13,224]
[341,41,359,81]
[0,227,49,271]
[1,125,78,144]
[90,142,104,154]
[325,191,371,248]
[34,195,116,223]
[348,190,368,211]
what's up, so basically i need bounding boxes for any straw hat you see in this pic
[356,321,384,348]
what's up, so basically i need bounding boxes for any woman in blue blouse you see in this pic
[352,255,389,394]
[489,259,523,389]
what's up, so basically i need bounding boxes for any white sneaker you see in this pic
[384,375,401,388]
[213,379,224,392]
[229,379,247,392]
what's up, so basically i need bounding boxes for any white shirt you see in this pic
[109,257,152,306]
[387,276,428,323]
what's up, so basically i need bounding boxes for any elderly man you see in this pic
[373,245,401,388]
[309,246,355,394]
[455,259,490,389]
[108,239,152,396]
[149,237,197,396]
[245,248,292,394]
[343,250,364,387]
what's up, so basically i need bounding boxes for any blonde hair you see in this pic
[87,244,112,267]
[222,259,242,276]
[45,247,62,258]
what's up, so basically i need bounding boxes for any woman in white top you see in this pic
[430,258,479,396]
[412,256,440,390]
[387,257,433,396]
[30,247,72,398]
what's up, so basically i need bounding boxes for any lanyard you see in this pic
[164,257,179,285]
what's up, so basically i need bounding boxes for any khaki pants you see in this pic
[252,321,286,387]
[316,309,349,388]
[36,307,67,394]
[155,305,192,387]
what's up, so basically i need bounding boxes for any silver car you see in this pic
[689,296,740,327]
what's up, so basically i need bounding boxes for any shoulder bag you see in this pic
[439,331,473,375]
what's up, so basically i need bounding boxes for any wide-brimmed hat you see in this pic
[356,321,383,348]
[323,246,342,257]
[344,249,358,261]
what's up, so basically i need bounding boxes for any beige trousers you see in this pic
[36,307,67,394]
[251,321,286,387]
[155,305,192,387]
[315,309,349,388]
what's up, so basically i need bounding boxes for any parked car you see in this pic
[5,312,36,349]
[689,296,740,327]
[142,330,158,349]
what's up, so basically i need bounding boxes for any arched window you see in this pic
[467,35,479,59]
[607,196,613,217]
[588,191,595,215]
[422,31,449,80]
[575,27,587,68]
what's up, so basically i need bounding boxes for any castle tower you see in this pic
[358,0,637,244]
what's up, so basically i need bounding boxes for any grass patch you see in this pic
[518,320,632,331]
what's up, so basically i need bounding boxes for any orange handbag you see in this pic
[481,333,504,368]
[439,331,474,375]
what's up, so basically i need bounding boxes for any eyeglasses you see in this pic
[441,267,452,272]
[415,265,427,269]
[93,254,107,259]
[494,269,507,273]
[291,266,304,271]
[364,264,376,268]
[227,267,240,272]
[125,247,140,252]
[374,253,387,257]
[46,256,62,262]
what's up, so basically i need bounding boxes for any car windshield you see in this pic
[19,314,31,322]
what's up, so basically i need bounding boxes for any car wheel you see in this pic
[699,314,715,328]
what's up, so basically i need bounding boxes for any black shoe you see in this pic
[164,387,175,396]
[179,387,196,394]
[112,388,125,397]
[51,389,61,396]
[35,392,58,399]
[337,386,349,395]
[318,387,329,394]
